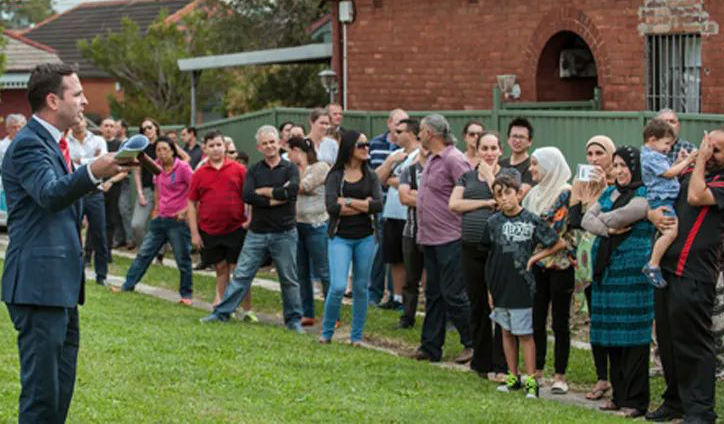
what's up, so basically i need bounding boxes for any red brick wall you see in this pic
[341,0,724,112]
[80,77,120,120]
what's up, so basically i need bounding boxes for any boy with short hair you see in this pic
[482,171,566,398]
[641,118,697,288]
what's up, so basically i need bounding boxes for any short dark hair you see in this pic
[155,135,178,158]
[27,63,77,113]
[643,118,675,141]
[288,136,318,164]
[278,121,294,132]
[118,119,128,132]
[238,150,249,164]
[463,119,485,135]
[184,126,197,137]
[507,117,534,139]
[492,171,521,194]
[399,118,420,136]
[203,130,224,143]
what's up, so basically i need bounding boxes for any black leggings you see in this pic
[533,265,574,374]
[461,242,506,373]
[585,284,610,381]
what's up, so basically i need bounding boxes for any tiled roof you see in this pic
[22,0,193,78]
[3,31,62,72]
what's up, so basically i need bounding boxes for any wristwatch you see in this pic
[344,198,353,207]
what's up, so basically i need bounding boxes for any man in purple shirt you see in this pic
[414,114,474,363]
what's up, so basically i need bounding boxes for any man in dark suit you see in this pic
[1,63,128,423]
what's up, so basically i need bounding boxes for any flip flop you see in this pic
[586,385,611,400]
[599,400,619,411]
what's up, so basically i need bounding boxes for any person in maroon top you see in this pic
[188,130,248,307]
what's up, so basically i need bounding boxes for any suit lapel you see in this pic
[27,119,70,175]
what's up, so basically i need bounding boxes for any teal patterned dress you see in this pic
[590,186,655,347]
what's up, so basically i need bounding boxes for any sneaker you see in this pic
[496,372,521,393]
[244,310,259,323]
[525,376,539,399]
[642,264,668,288]
[379,299,403,310]
[199,314,228,323]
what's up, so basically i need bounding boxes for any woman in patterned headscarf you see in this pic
[582,145,655,418]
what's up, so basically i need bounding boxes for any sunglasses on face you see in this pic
[227,150,237,154]
[143,125,155,131]
[356,142,370,149]
[467,132,483,137]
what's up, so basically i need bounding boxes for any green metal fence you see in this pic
[193,107,724,168]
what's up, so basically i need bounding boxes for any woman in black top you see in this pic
[320,130,383,345]
[449,131,506,380]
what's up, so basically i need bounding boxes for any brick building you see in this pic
[328,0,724,113]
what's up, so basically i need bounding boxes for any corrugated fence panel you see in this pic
[197,110,275,162]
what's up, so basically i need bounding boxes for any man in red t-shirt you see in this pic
[188,131,249,307]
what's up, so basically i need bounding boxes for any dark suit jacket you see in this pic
[1,118,97,307]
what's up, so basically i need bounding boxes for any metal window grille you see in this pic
[646,34,701,113]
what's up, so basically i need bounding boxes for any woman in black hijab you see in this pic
[581,146,655,418]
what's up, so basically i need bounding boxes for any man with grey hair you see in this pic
[0,114,27,164]
[657,109,696,163]
[200,125,304,332]
[413,113,474,363]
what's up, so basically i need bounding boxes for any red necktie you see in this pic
[58,137,72,172]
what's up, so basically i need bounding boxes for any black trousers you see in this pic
[104,183,123,251]
[461,242,506,373]
[655,271,717,422]
[532,265,574,374]
[607,344,650,412]
[420,240,472,361]
[400,236,424,326]
[585,284,610,381]
[6,303,79,424]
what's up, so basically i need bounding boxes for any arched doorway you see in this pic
[536,31,598,101]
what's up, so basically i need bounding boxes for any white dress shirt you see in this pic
[33,115,101,183]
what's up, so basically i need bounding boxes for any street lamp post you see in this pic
[318,69,338,104]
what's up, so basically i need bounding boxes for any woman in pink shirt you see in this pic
[117,137,195,304]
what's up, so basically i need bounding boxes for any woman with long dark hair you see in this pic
[582,146,654,418]
[288,136,331,326]
[319,130,382,345]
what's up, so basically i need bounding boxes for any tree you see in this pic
[0,0,54,29]
[78,10,222,124]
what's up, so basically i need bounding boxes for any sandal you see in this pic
[618,407,644,418]
[586,383,611,400]
[642,264,668,288]
[599,400,619,411]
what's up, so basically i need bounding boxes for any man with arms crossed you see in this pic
[1,63,127,423]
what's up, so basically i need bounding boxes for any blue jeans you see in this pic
[297,222,330,318]
[213,229,303,327]
[82,192,108,281]
[322,235,376,342]
[122,217,193,298]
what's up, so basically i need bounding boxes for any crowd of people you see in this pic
[3,100,724,422]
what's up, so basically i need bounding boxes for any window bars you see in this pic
[646,34,701,113]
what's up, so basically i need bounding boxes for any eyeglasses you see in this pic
[466,132,483,137]
[142,125,155,131]
[510,134,529,140]
[355,142,370,149]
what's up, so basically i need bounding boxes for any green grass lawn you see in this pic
[0,277,633,423]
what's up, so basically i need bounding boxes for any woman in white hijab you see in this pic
[523,147,575,394]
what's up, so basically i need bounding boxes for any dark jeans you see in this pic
[369,216,392,304]
[297,222,330,318]
[6,304,79,424]
[82,191,108,282]
[533,265,574,374]
[461,241,506,373]
[608,344,650,412]
[122,217,193,298]
[655,271,717,422]
[585,284,609,381]
[400,236,424,326]
[104,182,123,249]
[419,239,472,361]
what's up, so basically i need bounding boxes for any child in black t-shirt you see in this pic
[481,172,565,398]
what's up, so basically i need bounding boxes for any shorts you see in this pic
[382,218,406,264]
[649,198,677,218]
[490,307,533,335]
[200,227,246,266]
